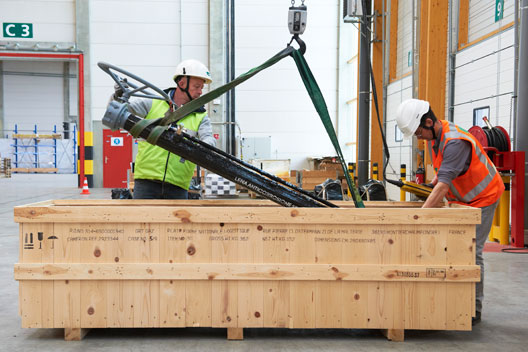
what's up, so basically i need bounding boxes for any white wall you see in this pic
[468,0,515,43]
[385,75,413,201]
[337,10,359,164]
[1,0,355,172]
[0,0,75,43]
[454,26,515,144]
[235,0,350,169]
[89,0,209,122]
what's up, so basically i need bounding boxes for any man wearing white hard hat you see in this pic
[129,59,215,199]
[396,98,504,325]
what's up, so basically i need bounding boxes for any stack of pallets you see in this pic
[0,158,12,178]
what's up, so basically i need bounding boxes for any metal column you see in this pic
[358,0,372,186]
[516,0,528,237]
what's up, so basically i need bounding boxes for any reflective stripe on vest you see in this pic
[429,120,504,207]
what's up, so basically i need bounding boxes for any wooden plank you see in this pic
[262,224,291,328]
[371,0,385,179]
[122,223,160,328]
[212,223,238,328]
[227,327,243,340]
[341,225,369,328]
[237,223,264,327]
[388,0,399,82]
[105,223,133,328]
[40,199,433,209]
[401,225,422,330]
[79,224,109,328]
[290,225,316,328]
[53,223,81,329]
[12,168,58,173]
[458,0,469,49]
[417,224,448,330]
[40,224,54,328]
[315,225,343,328]
[382,328,404,342]
[15,263,480,282]
[159,223,187,327]
[184,223,212,327]
[445,225,475,330]
[14,205,481,225]
[19,223,52,328]
[64,328,90,341]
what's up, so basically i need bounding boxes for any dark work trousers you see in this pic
[133,179,188,199]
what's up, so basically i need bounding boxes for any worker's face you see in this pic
[180,77,205,101]
[414,118,434,140]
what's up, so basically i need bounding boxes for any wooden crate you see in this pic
[14,199,480,341]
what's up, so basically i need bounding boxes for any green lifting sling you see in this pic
[130,46,365,208]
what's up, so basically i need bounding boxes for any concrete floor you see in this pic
[1,174,527,351]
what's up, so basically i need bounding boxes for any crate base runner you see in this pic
[56,327,404,341]
[14,199,481,341]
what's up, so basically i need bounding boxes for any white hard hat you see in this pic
[173,59,212,84]
[396,99,430,138]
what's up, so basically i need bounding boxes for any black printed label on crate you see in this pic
[396,271,421,278]
[127,236,158,242]
[314,237,375,244]
[67,227,124,241]
[371,229,439,235]
[209,235,249,241]
[426,268,446,279]
[448,229,466,235]
[262,236,296,242]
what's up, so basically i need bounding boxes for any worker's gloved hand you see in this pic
[113,78,128,100]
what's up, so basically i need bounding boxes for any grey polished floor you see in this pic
[1,174,527,351]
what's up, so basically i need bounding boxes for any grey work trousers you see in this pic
[475,199,500,314]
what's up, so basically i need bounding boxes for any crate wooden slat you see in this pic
[14,199,480,341]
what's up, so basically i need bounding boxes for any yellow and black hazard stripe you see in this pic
[77,131,94,188]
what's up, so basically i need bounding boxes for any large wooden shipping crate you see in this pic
[14,200,480,341]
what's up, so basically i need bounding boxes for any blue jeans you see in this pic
[133,179,188,199]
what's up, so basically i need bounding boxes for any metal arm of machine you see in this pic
[103,101,338,208]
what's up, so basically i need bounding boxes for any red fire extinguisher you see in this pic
[415,167,425,184]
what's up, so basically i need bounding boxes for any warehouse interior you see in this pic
[0,0,527,350]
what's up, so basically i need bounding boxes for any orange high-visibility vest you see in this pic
[428,120,504,207]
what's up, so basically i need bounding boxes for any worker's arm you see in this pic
[422,181,449,208]
[197,115,216,147]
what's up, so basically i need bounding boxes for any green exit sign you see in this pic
[3,23,33,38]
[495,0,504,22]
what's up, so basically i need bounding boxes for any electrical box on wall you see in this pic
[343,0,363,23]
[241,137,271,161]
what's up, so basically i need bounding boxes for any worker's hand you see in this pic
[431,174,438,186]
[113,78,128,100]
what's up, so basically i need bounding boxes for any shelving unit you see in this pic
[11,125,60,173]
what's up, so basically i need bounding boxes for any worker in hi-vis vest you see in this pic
[126,59,215,199]
[396,98,504,326]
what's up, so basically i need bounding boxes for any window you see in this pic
[473,106,490,127]
[395,124,403,142]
